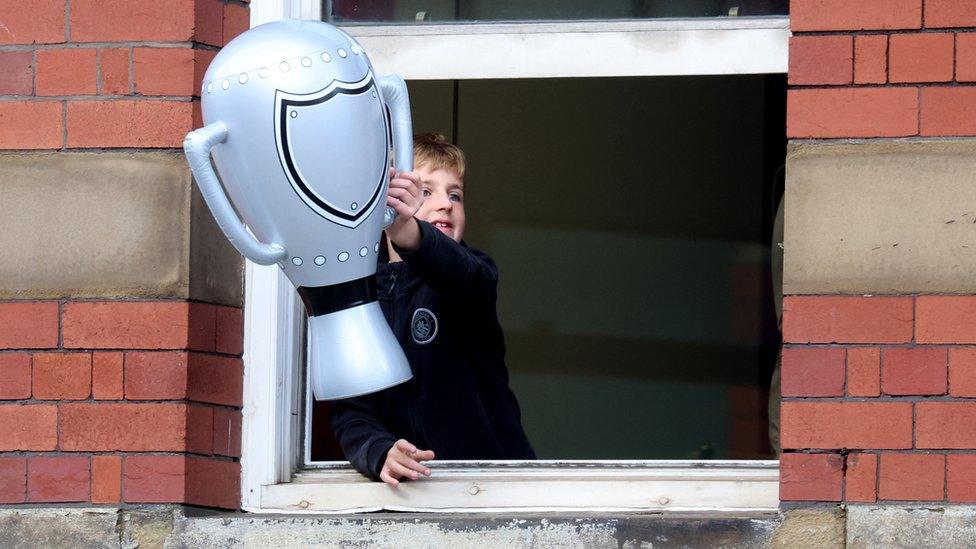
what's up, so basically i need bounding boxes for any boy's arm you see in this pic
[394,219,498,303]
[329,396,396,481]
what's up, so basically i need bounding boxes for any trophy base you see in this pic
[307,300,412,400]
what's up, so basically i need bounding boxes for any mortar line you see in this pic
[95,47,102,95]
[64,0,71,42]
[31,49,37,95]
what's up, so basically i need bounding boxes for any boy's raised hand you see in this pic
[385,168,423,252]
[380,438,435,487]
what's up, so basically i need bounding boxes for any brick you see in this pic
[882,347,947,396]
[60,403,187,451]
[0,353,31,399]
[791,0,921,31]
[788,35,852,85]
[781,347,846,397]
[0,458,27,503]
[186,404,214,455]
[91,352,123,400]
[947,455,976,502]
[847,348,881,397]
[0,405,57,450]
[213,408,242,457]
[215,306,243,355]
[192,99,203,130]
[779,453,843,501]
[925,0,976,28]
[917,296,976,343]
[195,0,224,46]
[63,301,191,350]
[188,302,217,352]
[788,87,918,139]
[99,48,130,95]
[186,457,240,509]
[36,48,98,96]
[854,35,888,84]
[0,302,59,348]
[921,87,976,137]
[125,352,187,400]
[888,33,954,83]
[0,0,65,45]
[950,347,976,397]
[782,296,914,344]
[846,453,878,503]
[917,402,976,449]
[960,34,976,82]
[91,455,122,504]
[194,49,217,97]
[781,402,913,449]
[0,51,34,94]
[123,455,185,503]
[879,453,945,501]
[222,3,250,45]
[32,352,92,400]
[0,101,63,149]
[27,456,90,503]
[66,100,192,148]
[187,353,243,407]
[133,47,195,96]
[71,0,194,42]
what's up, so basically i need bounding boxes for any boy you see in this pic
[330,134,535,486]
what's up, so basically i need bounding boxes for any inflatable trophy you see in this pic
[184,19,413,400]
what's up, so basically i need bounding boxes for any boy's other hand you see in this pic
[385,169,423,252]
[380,438,435,487]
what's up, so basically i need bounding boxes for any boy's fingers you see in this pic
[387,197,413,218]
[388,178,417,190]
[415,450,435,462]
[380,470,399,487]
[388,187,411,201]
[395,439,418,454]
[397,171,421,184]
[395,455,429,476]
[388,188,419,207]
[388,461,418,480]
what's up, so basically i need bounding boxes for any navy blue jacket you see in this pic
[330,220,535,480]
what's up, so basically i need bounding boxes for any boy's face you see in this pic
[414,163,465,242]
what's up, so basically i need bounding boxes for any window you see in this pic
[241,0,786,512]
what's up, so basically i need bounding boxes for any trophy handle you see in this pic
[184,122,288,266]
[378,75,414,228]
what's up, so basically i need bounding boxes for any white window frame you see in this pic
[241,0,787,513]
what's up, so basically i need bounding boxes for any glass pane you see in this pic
[327,0,788,24]
[310,74,786,462]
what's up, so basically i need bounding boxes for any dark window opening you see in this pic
[326,0,789,24]
[311,74,787,461]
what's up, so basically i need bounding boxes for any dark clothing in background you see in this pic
[330,220,535,480]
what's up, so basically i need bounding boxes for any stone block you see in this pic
[848,505,976,548]
[785,140,976,294]
[0,151,241,306]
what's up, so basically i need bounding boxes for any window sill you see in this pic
[253,460,779,514]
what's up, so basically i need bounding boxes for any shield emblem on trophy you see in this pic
[274,73,390,229]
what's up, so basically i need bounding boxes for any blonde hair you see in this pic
[413,133,466,179]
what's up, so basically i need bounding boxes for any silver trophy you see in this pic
[184,19,412,400]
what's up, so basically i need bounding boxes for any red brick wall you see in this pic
[0,0,248,149]
[0,301,244,507]
[784,0,976,503]
[0,0,249,509]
